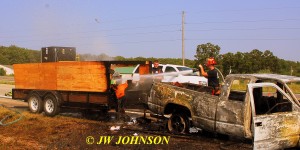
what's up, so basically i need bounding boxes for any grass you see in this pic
[0,81,15,85]
[0,76,15,85]
[0,107,102,149]
[231,82,300,94]
[287,83,300,94]
[0,106,22,125]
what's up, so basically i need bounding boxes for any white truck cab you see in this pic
[133,64,207,85]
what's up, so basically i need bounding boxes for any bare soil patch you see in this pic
[0,98,252,150]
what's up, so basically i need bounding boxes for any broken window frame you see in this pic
[248,83,295,116]
[228,78,251,102]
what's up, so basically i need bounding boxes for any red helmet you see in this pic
[206,57,217,66]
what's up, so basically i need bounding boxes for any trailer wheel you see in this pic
[43,94,60,117]
[167,113,190,134]
[28,93,43,113]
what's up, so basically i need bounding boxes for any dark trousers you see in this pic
[118,96,126,114]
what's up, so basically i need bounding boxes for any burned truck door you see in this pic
[248,83,300,150]
[215,78,251,137]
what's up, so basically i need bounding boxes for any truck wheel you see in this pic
[43,94,60,117]
[28,93,43,113]
[168,113,190,134]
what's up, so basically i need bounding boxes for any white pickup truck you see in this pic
[132,64,208,85]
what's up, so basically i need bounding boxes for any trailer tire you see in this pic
[28,93,43,114]
[167,113,190,134]
[43,94,60,117]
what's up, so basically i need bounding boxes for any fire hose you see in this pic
[0,104,23,126]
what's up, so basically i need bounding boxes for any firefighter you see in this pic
[110,70,120,112]
[199,57,220,95]
[115,79,128,114]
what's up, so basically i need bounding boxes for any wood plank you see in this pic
[38,63,57,90]
[56,62,107,92]
[14,61,108,92]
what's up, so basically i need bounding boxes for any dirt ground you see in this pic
[0,97,253,150]
[0,76,14,85]
[0,84,14,96]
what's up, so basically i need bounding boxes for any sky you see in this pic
[0,0,300,61]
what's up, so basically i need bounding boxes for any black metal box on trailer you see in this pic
[41,47,76,62]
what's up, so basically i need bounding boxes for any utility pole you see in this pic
[182,11,185,66]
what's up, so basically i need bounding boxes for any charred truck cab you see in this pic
[148,74,300,149]
[12,61,152,117]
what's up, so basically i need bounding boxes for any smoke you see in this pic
[30,3,114,56]
[114,72,188,92]
[79,53,115,61]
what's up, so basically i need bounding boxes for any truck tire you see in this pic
[167,113,190,134]
[28,93,43,113]
[43,94,60,117]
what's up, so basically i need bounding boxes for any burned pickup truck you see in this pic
[148,74,300,149]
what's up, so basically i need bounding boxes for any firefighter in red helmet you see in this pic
[199,57,220,95]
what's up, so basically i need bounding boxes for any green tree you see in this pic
[114,56,126,61]
[221,52,235,75]
[261,50,279,73]
[0,45,40,64]
[98,53,112,60]
[0,54,10,65]
[0,68,6,76]
[194,42,221,67]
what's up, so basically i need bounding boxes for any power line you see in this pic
[0,29,180,40]
[186,18,300,25]
[187,6,300,13]
[186,38,300,41]
[95,12,181,24]
[185,27,300,32]
[0,13,181,34]
[0,23,181,36]
[1,37,181,45]
[104,39,181,45]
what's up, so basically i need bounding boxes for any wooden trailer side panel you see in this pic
[14,63,57,90]
[13,62,108,92]
[56,62,107,92]
[39,63,57,90]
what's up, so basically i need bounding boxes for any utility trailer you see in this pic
[12,61,152,117]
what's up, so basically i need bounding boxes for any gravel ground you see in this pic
[0,84,14,96]
[0,97,27,108]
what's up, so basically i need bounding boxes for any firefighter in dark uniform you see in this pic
[199,57,220,95]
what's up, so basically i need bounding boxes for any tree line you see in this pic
[194,43,300,76]
[0,44,299,76]
[0,45,40,65]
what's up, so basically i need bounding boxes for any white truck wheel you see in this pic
[28,93,43,113]
[43,94,60,117]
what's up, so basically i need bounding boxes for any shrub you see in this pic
[0,68,6,76]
